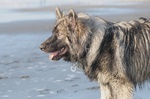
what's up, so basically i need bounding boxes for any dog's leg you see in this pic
[99,80,133,99]
[100,83,112,99]
[110,80,134,99]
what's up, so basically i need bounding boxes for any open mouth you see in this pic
[49,47,68,60]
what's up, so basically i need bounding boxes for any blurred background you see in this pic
[0,0,150,99]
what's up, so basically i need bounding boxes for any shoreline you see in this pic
[0,1,150,35]
[15,1,150,12]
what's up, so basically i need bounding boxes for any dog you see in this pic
[39,7,150,99]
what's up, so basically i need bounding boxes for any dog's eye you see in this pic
[57,33,62,36]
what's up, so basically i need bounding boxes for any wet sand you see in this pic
[0,1,150,99]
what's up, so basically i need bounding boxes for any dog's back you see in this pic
[111,18,150,86]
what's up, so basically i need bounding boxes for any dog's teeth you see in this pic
[61,48,64,51]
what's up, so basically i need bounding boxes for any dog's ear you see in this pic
[56,7,63,20]
[68,9,78,30]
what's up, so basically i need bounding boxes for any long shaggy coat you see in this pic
[40,8,150,99]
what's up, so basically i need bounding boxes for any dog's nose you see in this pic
[39,44,46,51]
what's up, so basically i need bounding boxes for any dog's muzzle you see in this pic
[39,44,46,51]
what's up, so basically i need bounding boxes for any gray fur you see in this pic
[40,8,150,99]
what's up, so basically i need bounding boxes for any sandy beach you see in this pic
[0,1,150,99]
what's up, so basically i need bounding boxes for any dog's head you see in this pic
[40,7,80,61]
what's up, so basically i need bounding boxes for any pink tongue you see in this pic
[49,51,59,60]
